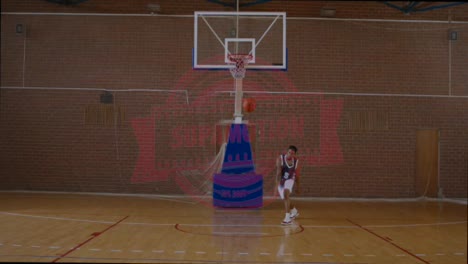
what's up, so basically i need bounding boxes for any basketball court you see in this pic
[1,1,467,263]
[0,191,466,263]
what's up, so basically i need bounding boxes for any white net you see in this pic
[174,142,227,201]
[228,54,253,79]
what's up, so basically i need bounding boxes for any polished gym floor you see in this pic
[0,191,466,263]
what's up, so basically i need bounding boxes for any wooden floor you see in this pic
[0,191,466,264]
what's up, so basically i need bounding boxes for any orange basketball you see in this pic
[242,98,256,113]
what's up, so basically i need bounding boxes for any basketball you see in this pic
[242,98,256,113]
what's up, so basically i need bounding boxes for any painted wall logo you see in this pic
[130,66,343,206]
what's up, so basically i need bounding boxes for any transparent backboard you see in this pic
[193,11,287,70]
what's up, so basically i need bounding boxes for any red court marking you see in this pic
[51,215,129,263]
[175,223,305,238]
[346,218,430,264]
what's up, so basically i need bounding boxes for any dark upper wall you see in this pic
[2,0,468,21]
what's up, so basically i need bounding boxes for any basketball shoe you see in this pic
[281,213,292,225]
[290,207,299,219]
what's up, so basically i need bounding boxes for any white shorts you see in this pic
[278,179,295,200]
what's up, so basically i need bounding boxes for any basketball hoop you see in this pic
[228,54,253,79]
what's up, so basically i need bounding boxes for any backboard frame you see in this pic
[193,11,287,71]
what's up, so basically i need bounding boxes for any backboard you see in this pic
[193,11,287,70]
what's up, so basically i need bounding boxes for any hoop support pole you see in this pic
[234,78,243,124]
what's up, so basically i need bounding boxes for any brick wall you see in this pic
[1,0,467,198]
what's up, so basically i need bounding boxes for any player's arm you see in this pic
[276,155,282,186]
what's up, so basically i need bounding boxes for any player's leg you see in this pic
[278,184,284,199]
[286,180,299,219]
[278,184,290,224]
[282,188,292,225]
[284,188,290,214]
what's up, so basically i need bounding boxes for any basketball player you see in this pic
[276,145,300,225]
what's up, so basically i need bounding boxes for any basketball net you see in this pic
[174,142,227,197]
[228,54,253,79]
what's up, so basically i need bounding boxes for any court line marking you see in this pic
[1,209,466,259]
[0,254,365,264]
[0,190,197,205]
[212,232,270,235]
[363,221,468,228]
[1,241,466,258]
[2,190,466,206]
[1,211,466,229]
[175,223,305,237]
[0,212,115,224]
[51,215,129,263]
[1,243,466,264]
[171,223,282,227]
[347,218,430,264]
